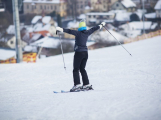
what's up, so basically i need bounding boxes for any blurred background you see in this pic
[0,0,161,64]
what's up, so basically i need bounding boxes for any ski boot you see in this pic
[81,84,93,91]
[70,84,82,92]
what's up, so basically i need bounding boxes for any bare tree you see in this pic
[66,0,79,19]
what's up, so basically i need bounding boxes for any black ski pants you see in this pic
[73,51,89,86]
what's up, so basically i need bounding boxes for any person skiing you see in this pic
[56,20,106,92]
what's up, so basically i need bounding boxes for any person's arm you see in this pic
[56,27,78,36]
[86,26,100,35]
[87,22,106,35]
[63,28,78,36]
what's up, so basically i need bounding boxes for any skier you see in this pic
[56,20,106,92]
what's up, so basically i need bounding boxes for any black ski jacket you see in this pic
[63,26,100,52]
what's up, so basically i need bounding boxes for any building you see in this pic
[67,0,91,17]
[86,12,115,26]
[118,21,157,38]
[154,0,161,30]
[111,0,136,12]
[132,0,158,9]
[144,1,161,25]
[23,0,67,17]
[90,0,118,12]
[0,0,5,12]
[90,0,108,12]
[7,36,27,49]
[154,0,161,18]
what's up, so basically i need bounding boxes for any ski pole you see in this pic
[56,31,66,71]
[103,26,132,56]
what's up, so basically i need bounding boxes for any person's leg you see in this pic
[80,52,89,85]
[73,52,83,85]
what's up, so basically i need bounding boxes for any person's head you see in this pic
[78,19,87,31]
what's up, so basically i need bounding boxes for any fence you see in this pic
[0,53,37,64]
[124,30,161,44]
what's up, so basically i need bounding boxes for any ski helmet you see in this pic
[78,19,87,31]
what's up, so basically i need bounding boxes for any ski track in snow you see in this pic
[0,36,161,120]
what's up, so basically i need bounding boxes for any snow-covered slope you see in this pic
[0,36,161,120]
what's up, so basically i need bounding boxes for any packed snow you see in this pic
[0,48,16,60]
[0,36,161,120]
[154,0,161,10]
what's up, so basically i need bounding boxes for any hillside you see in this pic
[0,36,161,120]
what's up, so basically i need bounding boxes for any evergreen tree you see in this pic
[130,13,140,22]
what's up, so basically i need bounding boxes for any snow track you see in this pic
[0,36,161,120]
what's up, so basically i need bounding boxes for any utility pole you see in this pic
[142,0,145,34]
[12,0,23,63]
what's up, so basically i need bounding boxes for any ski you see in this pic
[53,89,93,94]
[53,90,80,94]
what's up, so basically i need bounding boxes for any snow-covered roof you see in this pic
[85,6,90,10]
[0,48,16,60]
[30,37,73,48]
[33,23,51,32]
[77,14,86,20]
[115,11,130,21]
[24,46,33,52]
[106,24,117,30]
[42,16,51,24]
[119,21,153,30]
[30,37,59,48]
[109,10,126,13]
[91,30,127,42]
[121,0,136,8]
[23,0,65,3]
[30,34,42,42]
[26,25,34,33]
[31,16,42,24]
[30,37,94,48]
[110,10,144,21]
[42,24,51,31]
[0,34,14,42]
[145,13,156,19]
[154,0,161,10]
[150,23,158,29]
[100,30,128,42]
[24,45,37,52]
[89,19,97,22]
[6,25,24,34]
[33,23,43,31]
[86,12,115,16]
[67,21,79,29]
[119,29,142,38]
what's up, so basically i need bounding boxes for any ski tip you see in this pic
[61,90,67,93]
[53,91,58,93]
